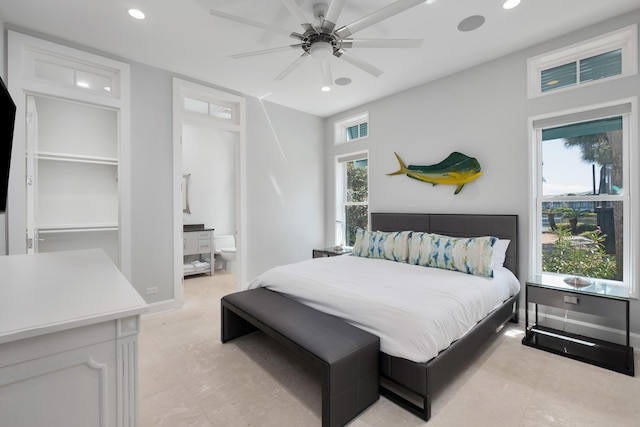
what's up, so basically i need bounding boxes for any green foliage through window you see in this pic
[543,227,616,279]
[345,159,368,246]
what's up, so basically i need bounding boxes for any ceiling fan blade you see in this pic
[210,9,302,40]
[279,0,316,33]
[321,0,346,33]
[231,44,303,59]
[334,0,425,39]
[335,49,383,77]
[275,53,310,81]
[341,39,423,49]
[320,59,333,88]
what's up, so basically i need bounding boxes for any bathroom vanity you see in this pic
[183,224,214,276]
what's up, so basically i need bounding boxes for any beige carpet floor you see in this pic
[139,272,640,426]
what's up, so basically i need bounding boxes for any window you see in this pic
[335,112,369,144]
[336,152,368,247]
[528,25,637,98]
[530,100,636,295]
[183,96,234,121]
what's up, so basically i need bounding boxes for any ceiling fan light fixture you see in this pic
[309,42,334,60]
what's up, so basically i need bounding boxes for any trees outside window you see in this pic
[344,158,368,246]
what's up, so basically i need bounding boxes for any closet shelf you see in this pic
[38,223,119,234]
[36,151,118,166]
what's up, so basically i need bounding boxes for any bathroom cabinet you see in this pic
[183,229,214,276]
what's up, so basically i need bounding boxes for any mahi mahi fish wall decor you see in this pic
[387,152,483,195]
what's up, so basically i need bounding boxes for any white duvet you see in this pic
[246,254,520,363]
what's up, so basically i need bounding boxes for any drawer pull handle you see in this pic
[564,296,579,304]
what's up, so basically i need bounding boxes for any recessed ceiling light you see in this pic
[503,0,521,10]
[321,86,331,92]
[128,9,145,20]
[457,15,485,32]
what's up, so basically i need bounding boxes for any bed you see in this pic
[247,213,520,420]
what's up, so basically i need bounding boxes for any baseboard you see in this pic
[143,299,180,317]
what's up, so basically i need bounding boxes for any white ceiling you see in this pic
[0,0,638,117]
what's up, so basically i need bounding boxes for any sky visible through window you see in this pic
[542,139,600,196]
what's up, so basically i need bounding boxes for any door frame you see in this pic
[172,78,246,309]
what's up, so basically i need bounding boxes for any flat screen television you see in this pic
[0,76,17,214]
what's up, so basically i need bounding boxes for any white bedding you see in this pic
[246,254,520,363]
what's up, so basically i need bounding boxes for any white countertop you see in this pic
[0,249,148,344]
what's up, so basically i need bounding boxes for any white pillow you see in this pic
[491,239,510,267]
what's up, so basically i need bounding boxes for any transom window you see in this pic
[528,25,637,98]
[335,112,369,144]
[530,100,636,295]
[183,96,234,122]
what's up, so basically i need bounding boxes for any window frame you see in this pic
[528,98,638,297]
[527,24,637,99]
[334,112,369,144]
[335,150,369,247]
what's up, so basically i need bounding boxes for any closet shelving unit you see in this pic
[27,92,121,266]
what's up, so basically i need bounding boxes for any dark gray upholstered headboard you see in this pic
[370,213,518,278]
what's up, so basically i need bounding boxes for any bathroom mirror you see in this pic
[183,173,191,214]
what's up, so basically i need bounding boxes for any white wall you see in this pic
[182,124,236,235]
[325,10,640,338]
[245,98,324,282]
[129,62,175,303]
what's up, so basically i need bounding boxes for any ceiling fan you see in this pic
[210,0,426,89]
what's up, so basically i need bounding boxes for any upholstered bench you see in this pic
[221,288,380,427]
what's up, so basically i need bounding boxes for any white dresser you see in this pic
[0,250,148,427]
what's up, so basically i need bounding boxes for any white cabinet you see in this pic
[0,250,147,427]
[183,229,213,276]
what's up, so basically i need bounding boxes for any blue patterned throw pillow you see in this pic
[408,232,436,266]
[352,228,411,262]
[409,233,497,277]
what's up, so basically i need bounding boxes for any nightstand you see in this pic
[522,274,634,376]
[312,247,351,258]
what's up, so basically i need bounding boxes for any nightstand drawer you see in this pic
[527,285,623,318]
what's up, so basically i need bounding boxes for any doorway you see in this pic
[172,78,246,308]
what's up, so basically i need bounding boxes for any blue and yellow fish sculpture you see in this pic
[387,151,483,195]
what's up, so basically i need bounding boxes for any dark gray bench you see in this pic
[221,288,380,427]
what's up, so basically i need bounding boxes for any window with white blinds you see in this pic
[528,25,637,98]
